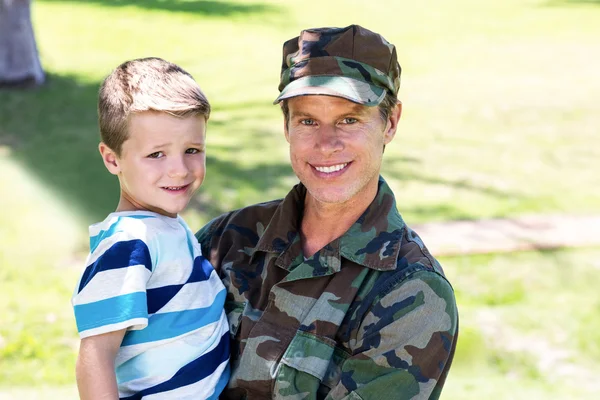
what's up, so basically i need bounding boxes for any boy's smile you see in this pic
[100,110,207,217]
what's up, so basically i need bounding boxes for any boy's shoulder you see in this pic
[89,211,182,252]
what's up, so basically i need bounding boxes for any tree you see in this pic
[0,0,45,87]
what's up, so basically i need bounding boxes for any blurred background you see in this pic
[1,0,599,398]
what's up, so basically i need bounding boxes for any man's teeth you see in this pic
[315,163,348,173]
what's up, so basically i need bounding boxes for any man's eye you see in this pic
[341,117,358,124]
[147,151,163,159]
[300,119,316,126]
[186,148,202,154]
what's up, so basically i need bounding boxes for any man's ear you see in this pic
[283,118,290,143]
[99,142,121,175]
[383,101,402,145]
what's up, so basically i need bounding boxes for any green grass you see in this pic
[2,0,599,226]
[443,248,600,399]
[1,0,600,397]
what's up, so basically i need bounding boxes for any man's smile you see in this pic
[311,162,351,176]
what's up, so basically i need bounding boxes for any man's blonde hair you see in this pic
[98,57,210,156]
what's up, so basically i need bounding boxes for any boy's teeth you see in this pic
[315,163,348,173]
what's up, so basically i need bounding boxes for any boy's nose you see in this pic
[167,157,188,178]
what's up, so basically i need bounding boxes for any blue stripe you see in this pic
[120,331,230,400]
[207,363,230,400]
[89,215,155,253]
[191,255,217,283]
[90,219,119,254]
[127,215,157,220]
[74,291,147,332]
[146,284,182,315]
[185,228,196,259]
[145,255,216,314]
[121,289,227,346]
[78,239,152,293]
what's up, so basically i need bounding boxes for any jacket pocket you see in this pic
[279,331,349,389]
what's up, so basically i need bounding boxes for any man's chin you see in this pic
[305,187,353,206]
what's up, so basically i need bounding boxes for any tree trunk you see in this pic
[0,0,45,87]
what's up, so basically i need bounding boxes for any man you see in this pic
[197,24,458,400]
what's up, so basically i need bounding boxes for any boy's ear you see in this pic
[99,142,121,175]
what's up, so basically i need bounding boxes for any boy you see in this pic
[71,57,229,400]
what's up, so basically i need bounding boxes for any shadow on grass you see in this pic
[38,0,280,16]
[0,72,524,227]
[0,73,292,225]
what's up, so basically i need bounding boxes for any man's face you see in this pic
[284,95,399,207]
[101,111,207,217]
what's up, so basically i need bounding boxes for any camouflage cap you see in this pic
[274,25,401,106]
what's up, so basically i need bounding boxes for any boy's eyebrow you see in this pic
[146,141,205,150]
[147,143,169,150]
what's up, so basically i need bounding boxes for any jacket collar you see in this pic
[252,176,405,272]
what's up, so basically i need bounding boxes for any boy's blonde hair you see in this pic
[98,57,210,156]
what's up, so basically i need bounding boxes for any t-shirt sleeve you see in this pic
[72,219,157,339]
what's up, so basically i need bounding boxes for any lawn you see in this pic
[1,0,599,398]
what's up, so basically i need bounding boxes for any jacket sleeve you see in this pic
[196,214,228,269]
[326,269,458,400]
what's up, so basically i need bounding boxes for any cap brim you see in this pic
[273,76,386,106]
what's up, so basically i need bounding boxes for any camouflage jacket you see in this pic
[196,177,458,400]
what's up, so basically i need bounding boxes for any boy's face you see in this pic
[100,111,207,218]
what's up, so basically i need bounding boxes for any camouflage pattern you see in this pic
[196,177,458,400]
[274,25,402,106]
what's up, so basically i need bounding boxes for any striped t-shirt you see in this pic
[72,211,230,400]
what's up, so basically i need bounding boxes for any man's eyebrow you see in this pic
[289,111,313,119]
[290,105,369,119]
[345,104,370,116]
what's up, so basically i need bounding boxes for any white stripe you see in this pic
[115,314,228,366]
[117,316,229,395]
[73,265,151,306]
[146,258,194,288]
[79,318,147,339]
[152,278,225,314]
[153,244,198,269]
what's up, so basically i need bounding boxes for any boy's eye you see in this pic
[147,151,163,159]
[185,148,202,154]
[341,117,358,124]
[300,119,316,126]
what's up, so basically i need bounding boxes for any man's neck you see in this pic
[300,185,378,258]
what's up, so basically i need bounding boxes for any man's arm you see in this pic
[327,270,458,400]
[76,329,127,400]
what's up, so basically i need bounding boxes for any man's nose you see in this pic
[315,125,343,154]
